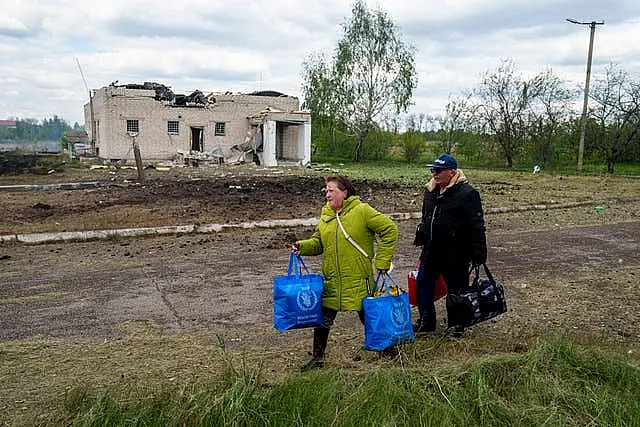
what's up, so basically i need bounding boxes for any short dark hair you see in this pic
[325,175,356,198]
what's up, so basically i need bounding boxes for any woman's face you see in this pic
[325,180,348,211]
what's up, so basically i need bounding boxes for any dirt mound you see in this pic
[0,172,421,234]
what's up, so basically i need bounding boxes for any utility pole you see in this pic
[75,58,97,156]
[566,18,604,172]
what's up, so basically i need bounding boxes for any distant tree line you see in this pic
[0,117,82,143]
[302,2,640,173]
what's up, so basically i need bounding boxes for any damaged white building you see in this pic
[83,82,311,167]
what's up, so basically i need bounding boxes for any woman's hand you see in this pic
[376,262,393,275]
[291,243,300,256]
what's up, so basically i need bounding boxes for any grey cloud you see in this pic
[0,28,30,38]
[401,0,637,50]
[107,17,237,42]
[154,67,256,83]
[110,65,257,91]
[0,22,36,39]
[107,14,306,51]
[0,13,45,39]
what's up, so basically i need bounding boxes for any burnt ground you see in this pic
[0,163,639,423]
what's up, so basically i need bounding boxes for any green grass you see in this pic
[580,162,640,176]
[310,157,640,182]
[58,336,639,426]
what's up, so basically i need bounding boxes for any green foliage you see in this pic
[310,115,355,159]
[310,160,432,187]
[400,130,426,163]
[311,155,640,178]
[63,336,640,426]
[0,117,73,142]
[360,129,393,161]
[305,52,639,171]
[580,161,640,175]
[301,0,417,162]
[0,152,71,175]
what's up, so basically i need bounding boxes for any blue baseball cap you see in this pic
[427,153,458,170]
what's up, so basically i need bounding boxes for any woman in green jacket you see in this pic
[293,175,398,370]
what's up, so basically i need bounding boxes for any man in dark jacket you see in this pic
[413,154,487,336]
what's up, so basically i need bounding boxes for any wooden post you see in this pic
[130,135,145,183]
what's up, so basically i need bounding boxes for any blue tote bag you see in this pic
[363,272,414,351]
[273,252,324,332]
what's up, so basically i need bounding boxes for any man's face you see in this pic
[431,168,456,187]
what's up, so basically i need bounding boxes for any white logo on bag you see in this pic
[297,287,318,311]
[390,300,407,328]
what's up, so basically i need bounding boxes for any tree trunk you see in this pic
[506,155,513,169]
[354,139,362,162]
[353,128,369,162]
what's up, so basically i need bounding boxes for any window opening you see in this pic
[214,122,226,136]
[167,120,179,134]
[126,119,139,134]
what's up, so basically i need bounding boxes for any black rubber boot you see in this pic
[452,325,465,338]
[413,312,436,333]
[301,327,329,371]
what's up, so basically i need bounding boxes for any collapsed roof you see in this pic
[110,83,294,108]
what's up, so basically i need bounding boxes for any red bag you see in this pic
[407,260,447,306]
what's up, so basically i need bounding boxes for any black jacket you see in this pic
[418,180,487,270]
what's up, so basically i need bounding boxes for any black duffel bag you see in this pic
[446,263,507,327]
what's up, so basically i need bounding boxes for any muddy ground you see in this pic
[0,163,639,342]
[0,162,639,423]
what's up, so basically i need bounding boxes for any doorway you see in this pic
[276,122,285,159]
[190,127,204,152]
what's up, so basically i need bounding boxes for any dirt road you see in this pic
[1,217,639,347]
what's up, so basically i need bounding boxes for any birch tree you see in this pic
[302,0,416,161]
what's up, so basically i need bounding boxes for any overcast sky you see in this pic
[1,0,639,127]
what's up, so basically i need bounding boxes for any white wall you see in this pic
[85,86,310,165]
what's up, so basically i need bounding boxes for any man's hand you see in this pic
[472,256,486,266]
[291,243,300,256]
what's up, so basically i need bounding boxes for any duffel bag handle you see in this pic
[472,263,494,283]
[471,263,498,293]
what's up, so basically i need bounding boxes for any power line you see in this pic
[75,58,90,95]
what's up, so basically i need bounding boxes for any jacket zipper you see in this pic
[335,210,342,310]
[429,205,438,244]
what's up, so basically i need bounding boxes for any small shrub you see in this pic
[400,131,426,164]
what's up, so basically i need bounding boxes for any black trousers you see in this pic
[320,306,365,328]
[311,307,365,358]
[416,258,469,323]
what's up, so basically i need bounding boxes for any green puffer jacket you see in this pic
[297,196,398,312]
